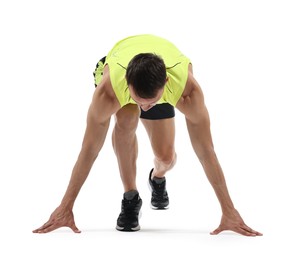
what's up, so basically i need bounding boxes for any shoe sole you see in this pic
[116,225,140,232]
[150,204,169,210]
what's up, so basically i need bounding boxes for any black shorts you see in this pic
[93,56,175,120]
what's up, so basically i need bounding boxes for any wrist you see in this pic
[221,205,237,215]
[60,197,75,210]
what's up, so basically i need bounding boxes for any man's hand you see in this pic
[211,209,262,236]
[33,206,81,234]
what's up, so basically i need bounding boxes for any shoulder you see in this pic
[91,65,121,115]
[176,65,206,120]
[179,64,203,101]
[95,65,117,101]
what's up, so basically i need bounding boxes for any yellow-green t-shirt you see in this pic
[105,34,190,107]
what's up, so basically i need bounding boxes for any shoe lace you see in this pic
[152,183,168,200]
[121,199,140,216]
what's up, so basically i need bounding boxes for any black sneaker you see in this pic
[148,169,169,209]
[116,190,142,232]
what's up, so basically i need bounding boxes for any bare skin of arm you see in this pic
[33,66,120,233]
[176,66,262,236]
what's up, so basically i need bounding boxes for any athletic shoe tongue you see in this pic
[124,190,138,200]
[153,177,165,184]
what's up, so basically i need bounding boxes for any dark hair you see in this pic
[126,53,166,99]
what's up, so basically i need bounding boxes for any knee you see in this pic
[155,150,177,170]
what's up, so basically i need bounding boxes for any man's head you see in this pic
[126,53,167,111]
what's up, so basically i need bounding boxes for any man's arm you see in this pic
[59,82,119,211]
[176,72,262,236]
[33,70,120,233]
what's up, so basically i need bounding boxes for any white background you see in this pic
[1,0,284,259]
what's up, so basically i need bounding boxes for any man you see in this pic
[33,34,262,236]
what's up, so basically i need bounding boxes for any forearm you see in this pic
[199,151,235,214]
[60,148,97,209]
[183,106,235,214]
[60,111,111,210]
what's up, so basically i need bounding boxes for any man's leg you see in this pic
[141,117,176,209]
[112,104,143,231]
[112,104,140,191]
[141,117,176,179]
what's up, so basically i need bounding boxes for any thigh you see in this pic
[115,104,140,130]
[140,117,175,158]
